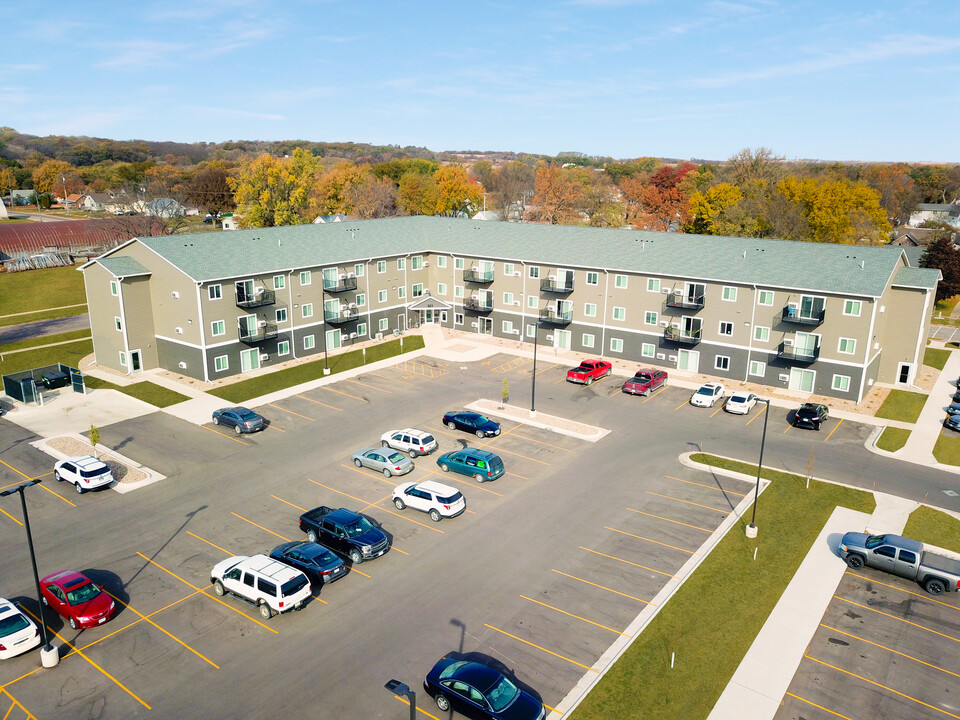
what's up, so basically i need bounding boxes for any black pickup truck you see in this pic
[298,506,389,564]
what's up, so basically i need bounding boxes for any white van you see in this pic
[211,554,311,618]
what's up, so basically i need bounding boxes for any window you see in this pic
[354,263,365,277]
[715,355,730,371]
[397,286,406,299]
[722,286,737,302]
[119,351,127,367]
[303,335,315,350]
[584,303,597,317]
[437,256,447,269]
[302,303,313,318]
[528,266,539,279]
[377,289,387,303]
[504,263,515,276]
[115,316,122,332]
[899,550,917,564]
[758,290,774,306]
[455,258,464,270]
[275,308,287,323]
[527,294,538,309]
[207,284,221,300]
[644,311,658,326]
[437,283,447,296]
[211,320,225,336]
[749,361,766,377]
[356,293,366,307]
[412,283,424,298]
[502,320,514,333]
[411,256,423,270]
[273,275,285,290]
[454,285,464,298]
[754,326,770,342]
[110,281,118,296]
[641,343,655,358]
[719,321,733,336]
[299,271,311,285]
[610,338,624,353]
[586,272,599,286]
[582,333,595,348]
[832,374,850,392]
[455,313,464,326]
[278,340,290,356]
[214,355,229,372]
[838,337,856,354]
[647,278,660,293]
[377,260,386,274]
[844,299,862,317]
[378,318,389,332]
[614,274,627,289]
[397,258,405,271]
[612,306,626,321]
[354,323,365,336]
[526,323,536,338]
[503,292,514,305]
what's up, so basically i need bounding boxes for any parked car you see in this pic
[793,402,829,430]
[212,406,266,434]
[690,382,725,408]
[0,598,40,659]
[298,506,389,563]
[40,371,69,390]
[952,391,960,403]
[839,532,960,595]
[947,403,960,417]
[442,412,501,438]
[423,655,545,720]
[437,448,504,483]
[724,392,759,415]
[351,448,414,477]
[380,428,438,458]
[392,480,466,522]
[945,414,960,432]
[54,455,114,494]
[566,359,612,385]
[211,555,311,618]
[268,541,347,585]
[40,570,115,630]
[622,369,667,396]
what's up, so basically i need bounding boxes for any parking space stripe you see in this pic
[0,506,22,526]
[709,404,726,418]
[535,362,560,377]
[269,403,315,421]
[551,569,652,604]
[506,471,531,481]
[608,384,623,397]
[626,508,714,533]
[605,526,697,554]
[835,597,960,643]
[267,424,286,433]
[187,531,233,555]
[308,479,431,538]
[480,444,551,465]
[203,425,250,445]
[394,695,440,719]
[309,479,367,504]
[520,594,628,635]
[848,572,960,612]
[366,500,445,534]
[272,495,308,512]
[369,371,416,385]
[579,547,676,578]
[745,403,767,426]
[484,624,599,672]
[296,394,343,412]
[674,399,689,411]
[642,386,668,403]
[511,434,573,452]
[232,512,290,540]
[0,458,30,480]
[804,654,960,719]
[782,422,793,434]
[0,689,34,720]
[645,491,729,513]
[783,692,853,720]
[427,470,503,496]
[38,482,76,507]
[821,623,960,679]
[553,374,569,385]
[346,378,392,393]
[665,475,746,496]
[823,418,843,441]
[323,386,366,401]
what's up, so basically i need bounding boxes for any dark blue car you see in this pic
[423,656,544,720]
[212,406,266,434]
[269,541,347,585]
[945,414,960,432]
[442,411,501,438]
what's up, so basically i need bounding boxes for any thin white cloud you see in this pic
[93,41,189,70]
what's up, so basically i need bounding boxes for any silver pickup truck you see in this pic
[839,532,960,595]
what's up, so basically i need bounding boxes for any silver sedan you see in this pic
[351,448,414,478]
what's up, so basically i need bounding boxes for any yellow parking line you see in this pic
[535,362,559,377]
[394,694,440,719]
[323,386,366,402]
[232,512,290,541]
[511,434,573,452]
[269,403,315,422]
[745,403,767,426]
[608,385,623,397]
[0,688,35,719]
[626,507,714,533]
[674,399,689,411]
[309,479,367,504]
[0,506,22,526]
[430,470,503,496]
[0,457,30,479]
[187,531,232,555]
[824,418,843,442]
[604,526,697,555]
[506,471,531,481]
[389,545,410,555]
[36,479,78,506]
[804,653,960,719]
[820,623,960,679]
[847,572,960,612]
[835,597,960,643]
[370,502,444,534]
[482,445,551,465]
[579,547,676,578]
[551,569,652,604]
[553,374,569,385]
[783,422,793,434]
[641,386,668,403]
[347,566,373,579]
[369,371,416,385]
[203,425,250,445]
[645,491,729,513]
[520,595,628,635]
[709,403,726,418]
[296,394,343,412]
[272,495,307,512]
[665,475,746,497]
[347,378,392,393]
[267,424,286,433]
[783,692,853,720]
[484,624,598,672]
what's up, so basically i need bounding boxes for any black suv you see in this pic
[793,403,829,430]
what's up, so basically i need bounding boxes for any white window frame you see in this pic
[411,255,423,271]
[609,338,624,353]
[644,311,658,326]
[354,263,365,277]
[719,321,733,336]
[715,355,730,371]
[586,272,599,286]
[278,340,290,356]
[356,293,366,307]
[832,374,851,392]
[527,295,538,309]
[641,343,655,358]
[749,360,766,377]
[612,306,626,321]
[614,274,628,289]
[758,290,774,306]
[838,337,856,354]
[273,275,285,290]
[647,278,660,293]
[504,263,515,276]
[397,258,406,271]
[377,290,387,303]
[454,286,464,299]
[119,350,127,367]
[207,283,221,300]
[582,333,595,348]
[115,316,122,332]
[437,283,447,296]
[455,313,464,326]
[528,266,539,279]
[302,303,313,319]
[584,302,597,317]
[455,258,464,270]
[377,260,387,274]
[502,320,514,333]
[722,286,737,302]
[214,355,229,372]
[110,281,118,296]
[303,335,315,350]
[843,299,862,317]
[503,292,514,305]
[412,283,424,298]
[211,320,225,337]
[397,286,406,299]
[754,326,770,342]
[379,318,389,332]
[437,256,447,269]
[300,271,311,286]
[356,322,367,336]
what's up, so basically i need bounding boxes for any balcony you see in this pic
[323,275,358,293]
[665,293,705,311]
[663,327,701,345]
[781,306,825,327]
[464,269,494,284]
[236,289,276,309]
[464,297,493,312]
[539,308,572,325]
[324,308,360,325]
[777,341,819,363]
[238,322,278,343]
[540,277,574,294]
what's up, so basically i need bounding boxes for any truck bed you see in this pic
[922,551,960,577]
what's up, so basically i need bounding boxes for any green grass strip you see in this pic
[209,335,425,403]
[874,389,928,423]
[933,433,960,466]
[924,347,951,370]
[83,377,189,408]
[0,329,91,354]
[568,454,874,720]
[875,427,910,452]
[0,266,87,317]
[902,506,960,554]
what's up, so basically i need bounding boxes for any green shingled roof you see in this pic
[133,216,910,297]
[893,265,940,290]
[96,256,151,278]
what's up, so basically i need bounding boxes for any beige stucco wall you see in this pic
[83,263,127,373]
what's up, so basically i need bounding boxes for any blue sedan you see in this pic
[442,411,501,438]
[269,541,347,585]
[423,655,544,720]
[212,406,266,434]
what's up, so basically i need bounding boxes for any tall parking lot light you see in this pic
[0,479,59,667]
[529,320,542,414]
[746,398,771,539]
[384,679,416,720]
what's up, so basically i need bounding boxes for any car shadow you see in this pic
[82,568,129,618]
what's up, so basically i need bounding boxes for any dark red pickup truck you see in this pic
[622,368,668,396]
[566,359,612,385]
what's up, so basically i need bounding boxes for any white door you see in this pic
[677,349,700,372]
[326,328,341,350]
[789,368,816,392]
[795,332,818,358]
[240,348,260,373]
[553,329,572,350]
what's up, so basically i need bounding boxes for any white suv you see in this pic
[380,428,438,458]
[54,455,114,494]
[392,480,466,522]
[210,555,311,619]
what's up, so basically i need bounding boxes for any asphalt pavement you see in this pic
[0,314,90,344]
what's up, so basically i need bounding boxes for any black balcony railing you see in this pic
[464,297,493,312]
[238,322,278,343]
[324,308,359,325]
[236,289,276,308]
[665,293,705,311]
[323,276,358,293]
[777,341,819,363]
[540,278,574,293]
[464,269,494,284]
[539,308,572,325]
[781,306,825,327]
[663,327,701,345]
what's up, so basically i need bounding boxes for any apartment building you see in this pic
[80,216,939,402]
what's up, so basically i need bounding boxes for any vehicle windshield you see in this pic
[65,581,101,606]
[386,452,406,463]
[696,387,714,395]
[281,575,309,596]
[438,492,463,504]
[237,409,259,421]
[485,674,520,712]
[730,395,748,403]
[344,517,375,538]
[0,613,29,634]
[864,534,887,549]
[439,660,467,680]
[474,415,490,424]
[422,435,435,444]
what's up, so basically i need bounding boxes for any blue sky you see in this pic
[4,1,959,162]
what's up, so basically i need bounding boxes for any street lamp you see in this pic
[321,285,330,375]
[384,679,416,720]
[529,320,542,414]
[0,479,59,667]
[746,398,771,539]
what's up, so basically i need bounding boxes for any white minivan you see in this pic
[211,555,311,618]
[380,428,438,458]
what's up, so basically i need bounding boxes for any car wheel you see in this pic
[925,578,947,596]
[75,482,84,495]
[213,416,219,425]
[41,595,48,606]
[429,509,442,522]
[381,440,390,448]
[383,468,392,478]
[815,423,821,431]
[476,429,485,438]
[435,694,451,712]
[394,498,406,510]
[586,376,593,386]
[845,554,865,570]
[213,580,225,596]
[474,474,484,483]
[605,368,611,377]
[408,449,417,458]
[307,530,318,543]
[349,548,363,564]
[447,421,456,429]
[259,602,273,619]
[55,471,63,482]
[69,616,77,630]
[234,424,242,435]
[354,458,363,468]
[440,463,449,472]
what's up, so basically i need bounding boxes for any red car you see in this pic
[40,570,115,630]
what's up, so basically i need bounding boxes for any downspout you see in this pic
[195,281,209,382]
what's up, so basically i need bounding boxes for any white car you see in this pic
[0,598,41,659]
[690,382,725,408]
[725,392,759,415]
[380,428,438,458]
[54,455,114,494]
[392,480,466,522]
[211,555,311,619]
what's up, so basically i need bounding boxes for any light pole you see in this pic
[746,398,771,538]
[321,286,330,375]
[529,319,542,414]
[384,679,416,720]
[0,479,59,667]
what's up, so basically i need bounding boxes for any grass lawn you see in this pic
[933,432,960,465]
[0,338,93,375]
[874,389,928,423]
[934,295,960,318]
[209,336,425,403]
[902,506,960,554]
[83,377,189,408]
[569,454,874,720]
[0,266,87,323]
[924,346,951,370]
[875,427,911,452]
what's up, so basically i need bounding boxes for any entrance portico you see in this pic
[407,293,453,327]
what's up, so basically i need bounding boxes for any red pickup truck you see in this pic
[566,359,612,385]
[622,368,668,396]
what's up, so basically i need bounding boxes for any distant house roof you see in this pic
[916,203,960,216]
[312,214,348,224]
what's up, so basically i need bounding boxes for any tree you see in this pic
[528,165,584,224]
[311,162,369,216]
[480,162,536,220]
[32,159,80,195]
[186,161,235,225]
[864,164,920,225]
[397,171,438,216]
[688,183,744,235]
[89,425,100,458]
[0,167,15,197]
[777,176,891,244]
[621,163,696,231]
[920,234,960,301]
[434,165,483,216]
[725,147,786,187]
[347,175,399,219]
[228,148,321,227]
[372,158,438,183]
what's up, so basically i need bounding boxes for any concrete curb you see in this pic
[30,434,167,494]
[466,399,610,442]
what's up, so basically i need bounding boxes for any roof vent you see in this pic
[860,260,865,269]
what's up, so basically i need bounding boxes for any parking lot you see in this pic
[0,352,956,719]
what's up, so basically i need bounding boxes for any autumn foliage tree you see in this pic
[229,148,320,227]
[776,176,891,244]
[434,165,483,216]
[397,171,438,216]
[186,161,235,223]
[528,166,585,224]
